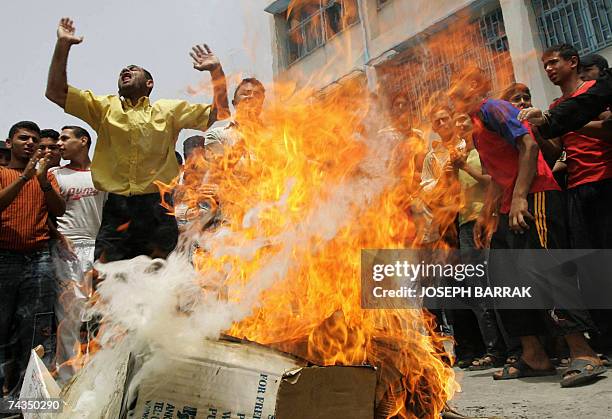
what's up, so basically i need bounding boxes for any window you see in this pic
[375,7,514,124]
[284,0,359,64]
[532,0,612,54]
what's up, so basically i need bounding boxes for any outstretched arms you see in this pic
[190,44,230,125]
[46,18,83,108]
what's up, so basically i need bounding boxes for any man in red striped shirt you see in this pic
[0,121,65,396]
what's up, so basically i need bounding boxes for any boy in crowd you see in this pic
[540,44,612,354]
[52,125,106,275]
[204,77,266,154]
[0,141,10,167]
[0,121,65,395]
[580,53,609,81]
[45,17,229,262]
[450,68,604,387]
[39,129,62,169]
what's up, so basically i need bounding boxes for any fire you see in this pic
[158,75,458,418]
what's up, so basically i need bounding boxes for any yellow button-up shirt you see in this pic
[65,86,211,196]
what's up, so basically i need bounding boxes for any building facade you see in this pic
[265,0,612,116]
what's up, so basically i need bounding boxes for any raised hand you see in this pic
[23,150,42,180]
[36,151,52,182]
[57,17,83,45]
[190,44,220,72]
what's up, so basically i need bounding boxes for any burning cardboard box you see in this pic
[56,337,378,419]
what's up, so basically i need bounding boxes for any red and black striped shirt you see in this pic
[0,167,60,251]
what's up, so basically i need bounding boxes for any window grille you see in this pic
[376,6,514,125]
[286,0,360,64]
[532,0,612,54]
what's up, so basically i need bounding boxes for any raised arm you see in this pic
[46,18,83,108]
[518,75,612,138]
[0,152,40,211]
[190,44,230,126]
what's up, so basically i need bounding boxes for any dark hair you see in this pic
[8,121,41,139]
[544,44,580,67]
[451,66,492,97]
[62,125,92,148]
[40,128,60,141]
[427,91,453,122]
[183,135,205,160]
[175,151,183,166]
[233,78,265,101]
[500,83,531,102]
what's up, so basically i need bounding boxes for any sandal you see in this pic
[469,355,504,371]
[560,359,607,388]
[493,358,557,380]
[456,357,476,369]
[505,354,519,366]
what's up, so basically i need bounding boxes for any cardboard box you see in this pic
[131,339,305,419]
[275,366,377,419]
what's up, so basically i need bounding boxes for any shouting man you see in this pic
[45,18,229,262]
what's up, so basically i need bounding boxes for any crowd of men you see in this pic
[1,16,611,402]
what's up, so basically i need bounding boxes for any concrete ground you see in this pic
[448,365,611,418]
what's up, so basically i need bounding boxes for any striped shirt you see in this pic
[0,167,60,251]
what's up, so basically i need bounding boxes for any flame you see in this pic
[157,74,459,418]
[55,6,521,416]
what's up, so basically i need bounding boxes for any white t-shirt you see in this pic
[50,166,107,243]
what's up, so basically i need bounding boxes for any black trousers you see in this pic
[95,193,179,262]
[489,191,594,338]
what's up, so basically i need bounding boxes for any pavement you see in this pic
[448,365,611,418]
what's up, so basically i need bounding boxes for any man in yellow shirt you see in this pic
[45,18,229,262]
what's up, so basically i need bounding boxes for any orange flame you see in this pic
[159,75,459,418]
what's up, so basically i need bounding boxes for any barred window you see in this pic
[375,7,514,125]
[285,0,360,64]
[532,0,612,54]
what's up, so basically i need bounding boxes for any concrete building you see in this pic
[264,0,612,117]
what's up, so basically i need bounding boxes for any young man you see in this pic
[419,104,465,246]
[450,67,604,387]
[204,77,266,155]
[0,141,10,167]
[541,44,612,353]
[45,18,229,262]
[580,53,609,81]
[51,125,106,274]
[0,121,65,395]
[39,129,61,169]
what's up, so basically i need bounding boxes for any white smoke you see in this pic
[58,107,400,417]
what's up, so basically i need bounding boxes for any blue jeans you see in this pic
[0,246,57,395]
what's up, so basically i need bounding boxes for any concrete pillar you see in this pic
[499,0,558,108]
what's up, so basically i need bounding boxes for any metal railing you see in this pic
[532,0,612,54]
[286,0,360,64]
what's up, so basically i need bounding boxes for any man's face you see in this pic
[0,152,10,166]
[118,65,153,98]
[390,94,412,131]
[6,128,39,161]
[39,137,61,167]
[233,82,265,118]
[453,113,473,137]
[508,90,532,110]
[449,83,479,114]
[58,128,84,161]
[431,109,454,141]
[580,65,601,81]
[542,51,577,85]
